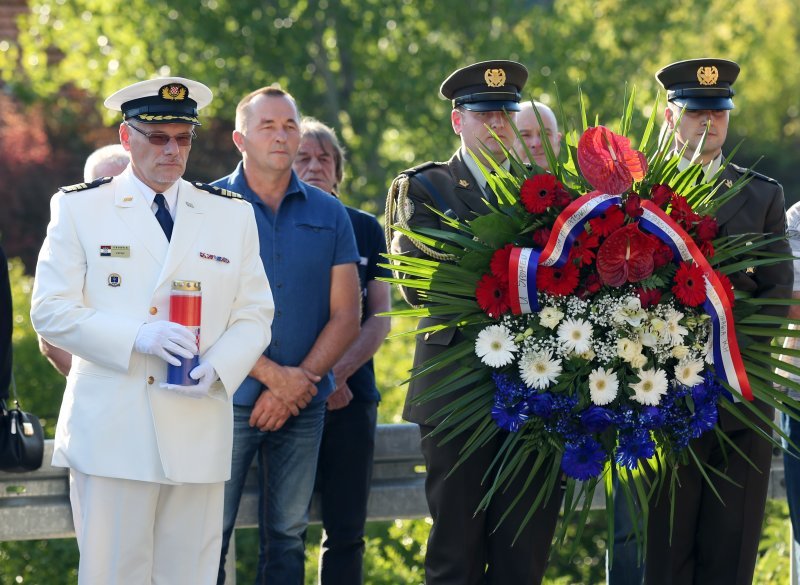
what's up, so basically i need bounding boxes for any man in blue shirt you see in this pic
[294,117,391,585]
[214,87,361,585]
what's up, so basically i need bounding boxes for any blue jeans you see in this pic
[606,474,645,585]
[783,409,800,585]
[314,400,378,585]
[217,401,326,585]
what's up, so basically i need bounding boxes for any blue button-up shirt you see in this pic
[213,162,359,406]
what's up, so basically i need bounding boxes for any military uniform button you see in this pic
[149,307,158,315]
[147,376,155,385]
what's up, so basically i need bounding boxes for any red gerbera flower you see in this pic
[650,184,674,207]
[577,126,648,195]
[669,195,698,225]
[588,204,625,237]
[537,262,580,296]
[714,270,735,306]
[595,223,656,286]
[490,244,514,284]
[520,174,564,214]
[672,262,707,306]
[570,231,600,266]
[475,273,511,318]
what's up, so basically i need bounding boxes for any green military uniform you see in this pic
[386,60,562,585]
[643,58,793,585]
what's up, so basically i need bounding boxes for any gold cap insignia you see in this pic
[458,179,470,188]
[724,179,733,188]
[697,66,719,86]
[484,68,506,88]
[160,83,188,101]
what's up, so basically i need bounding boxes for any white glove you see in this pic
[134,321,197,367]
[161,362,218,399]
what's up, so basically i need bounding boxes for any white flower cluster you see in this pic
[474,288,712,407]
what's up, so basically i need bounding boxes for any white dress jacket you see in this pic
[31,168,274,484]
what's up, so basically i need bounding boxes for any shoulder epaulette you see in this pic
[728,163,780,186]
[192,182,243,199]
[59,176,113,193]
[400,161,445,177]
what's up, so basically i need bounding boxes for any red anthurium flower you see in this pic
[537,262,580,296]
[596,223,656,286]
[672,262,707,306]
[624,194,643,218]
[532,227,551,248]
[520,174,566,214]
[577,126,648,195]
[695,216,719,242]
[636,287,662,308]
[650,184,674,207]
[588,204,625,237]
[714,270,735,306]
[490,244,514,284]
[475,273,511,318]
[570,231,600,266]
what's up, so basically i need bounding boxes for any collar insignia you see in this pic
[697,66,719,86]
[458,178,470,188]
[484,68,506,88]
[724,179,733,188]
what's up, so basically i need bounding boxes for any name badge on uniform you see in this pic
[100,245,130,258]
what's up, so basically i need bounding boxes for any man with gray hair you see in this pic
[83,143,130,182]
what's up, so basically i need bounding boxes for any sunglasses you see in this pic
[125,122,196,147]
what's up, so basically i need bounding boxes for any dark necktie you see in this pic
[154,193,173,241]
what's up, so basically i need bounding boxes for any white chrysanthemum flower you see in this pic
[630,368,669,406]
[589,367,619,405]
[557,317,593,355]
[675,358,704,387]
[664,308,689,345]
[519,349,562,389]
[539,306,565,329]
[475,324,517,367]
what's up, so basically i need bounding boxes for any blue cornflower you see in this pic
[491,401,530,432]
[615,429,656,469]
[689,402,718,438]
[639,406,665,430]
[561,437,607,480]
[526,391,554,418]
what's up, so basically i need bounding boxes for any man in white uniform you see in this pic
[31,76,274,585]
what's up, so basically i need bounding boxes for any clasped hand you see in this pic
[134,321,197,366]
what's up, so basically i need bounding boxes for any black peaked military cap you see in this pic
[440,60,528,112]
[656,58,740,111]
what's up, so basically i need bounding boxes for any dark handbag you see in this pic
[0,373,44,473]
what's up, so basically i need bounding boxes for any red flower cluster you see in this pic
[521,175,570,214]
[475,273,510,318]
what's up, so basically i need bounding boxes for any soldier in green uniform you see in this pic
[640,58,793,585]
[386,60,562,585]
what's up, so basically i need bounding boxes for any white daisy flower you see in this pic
[519,349,562,389]
[539,306,565,329]
[557,317,593,355]
[475,324,517,367]
[675,358,704,387]
[589,367,619,405]
[630,368,669,406]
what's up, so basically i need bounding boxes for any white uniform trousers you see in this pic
[69,470,224,585]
